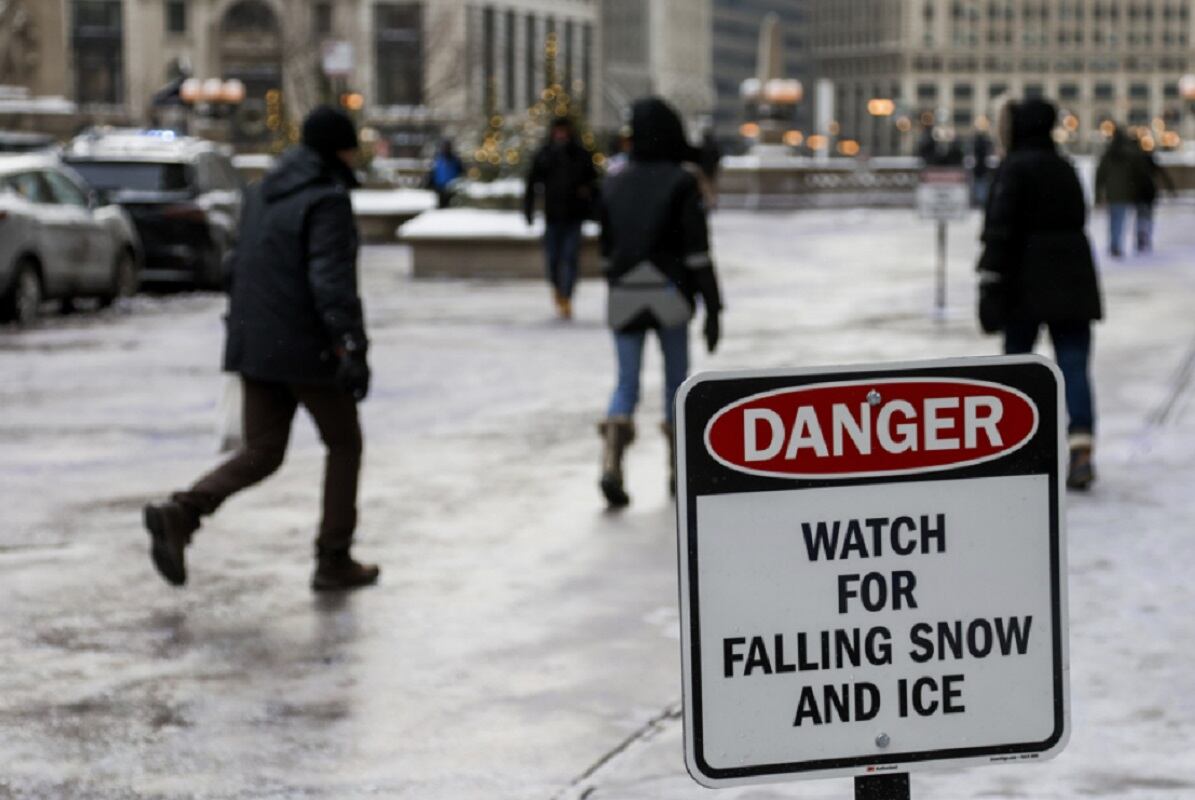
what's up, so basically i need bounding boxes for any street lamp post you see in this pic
[180,77,247,140]
[866,98,896,155]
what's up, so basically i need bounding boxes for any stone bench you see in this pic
[351,189,438,243]
[397,209,601,280]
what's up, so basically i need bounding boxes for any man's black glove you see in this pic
[334,334,371,401]
[704,313,721,354]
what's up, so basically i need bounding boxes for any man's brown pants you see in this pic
[174,377,363,552]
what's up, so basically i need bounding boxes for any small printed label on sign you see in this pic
[675,356,1069,788]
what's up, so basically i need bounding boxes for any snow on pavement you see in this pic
[0,206,1194,798]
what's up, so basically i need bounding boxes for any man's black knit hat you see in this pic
[301,106,359,159]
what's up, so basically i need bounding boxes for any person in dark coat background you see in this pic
[524,117,598,320]
[597,97,723,507]
[142,106,378,591]
[1133,144,1175,253]
[977,98,1103,490]
[1095,126,1142,257]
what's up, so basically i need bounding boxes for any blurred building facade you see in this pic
[808,0,1195,155]
[1,0,602,154]
[711,0,810,147]
[601,0,715,133]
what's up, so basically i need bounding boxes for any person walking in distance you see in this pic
[598,97,723,506]
[1095,125,1141,258]
[142,106,378,591]
[426,139,464,209]
[1133,143,1175,253]
[977,98,1103,490]
[524,116,598,320]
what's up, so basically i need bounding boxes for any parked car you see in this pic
[0,154,142,325]
[0,131,57,154]
[64,129,242,289]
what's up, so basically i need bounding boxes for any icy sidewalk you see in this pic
[0,207,1193,798]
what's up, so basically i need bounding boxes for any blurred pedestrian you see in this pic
[426,139,463,209]
[605,128,632,177]
[142,106,378,591]
[597,97,723,506]
[524,117,598,320]
[1133,144,1175,253]
[977,98,1103,490]
[1095,125,1140,257]
[697,129,723,209]
[970,129,994,207]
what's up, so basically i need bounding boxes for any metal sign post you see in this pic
[675,356,1071,796]
[916,168,969,320]
[935,220,948,317]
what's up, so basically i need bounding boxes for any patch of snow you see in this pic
[350,188,436,215]
[398,208,598,240]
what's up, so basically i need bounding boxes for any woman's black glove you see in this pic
[704,313,721,354]
[334,334,371,401]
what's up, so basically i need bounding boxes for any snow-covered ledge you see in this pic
[351,189,437,243]
[397,209,601,279]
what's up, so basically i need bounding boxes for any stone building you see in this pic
[4,0,602,152]
[601,0,715,132]
[807,0,1195,155]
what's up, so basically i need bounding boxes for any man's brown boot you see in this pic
[312,549,380,592]
[143,501,200,586]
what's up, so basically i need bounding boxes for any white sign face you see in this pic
[917,168,970,221]
[675,357,1069,787]
[321,40,355,77]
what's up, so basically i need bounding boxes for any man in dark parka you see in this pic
[524,117,598,319]
[143,106,378,591]
[978,98,1103,489]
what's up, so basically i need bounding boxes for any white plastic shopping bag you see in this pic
[216,372,244,453]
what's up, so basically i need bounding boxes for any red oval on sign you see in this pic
[704,378,1039,479]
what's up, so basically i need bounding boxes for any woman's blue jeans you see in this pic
[1004,320,1095,435]
[607,325,690,423]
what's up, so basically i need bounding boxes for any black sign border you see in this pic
[676,356,1067,783]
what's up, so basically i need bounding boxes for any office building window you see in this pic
[375,3,422,106]
[525,15,538,108]
[1024,83,1044,99]
[1059,83,1080,100]
[504,10,516,110]
[563,19,574,91]
[953,82,973,100]
[165,0,186,34]
[989,82,1008,97]
[73,0,124,105]
[1094,82,1114,100]
[1129,82,1149,99]
[313,2,333,36]
[581,22,592,112]
[482,6,495,107]
[917,82,937,100]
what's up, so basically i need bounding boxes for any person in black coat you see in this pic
[977,98,1103,489]
[524,117,598,319]
[142,106,379,591]
[1133,145,1175,253]
[597,97,723,506]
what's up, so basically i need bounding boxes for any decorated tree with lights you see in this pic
[467,31,600,181]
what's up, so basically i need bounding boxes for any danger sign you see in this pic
[675,356,1069,787]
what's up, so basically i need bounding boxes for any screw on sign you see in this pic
[673,356,1070,799]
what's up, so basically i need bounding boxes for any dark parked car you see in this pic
[64,130,242,289]
[0,154,142,324]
